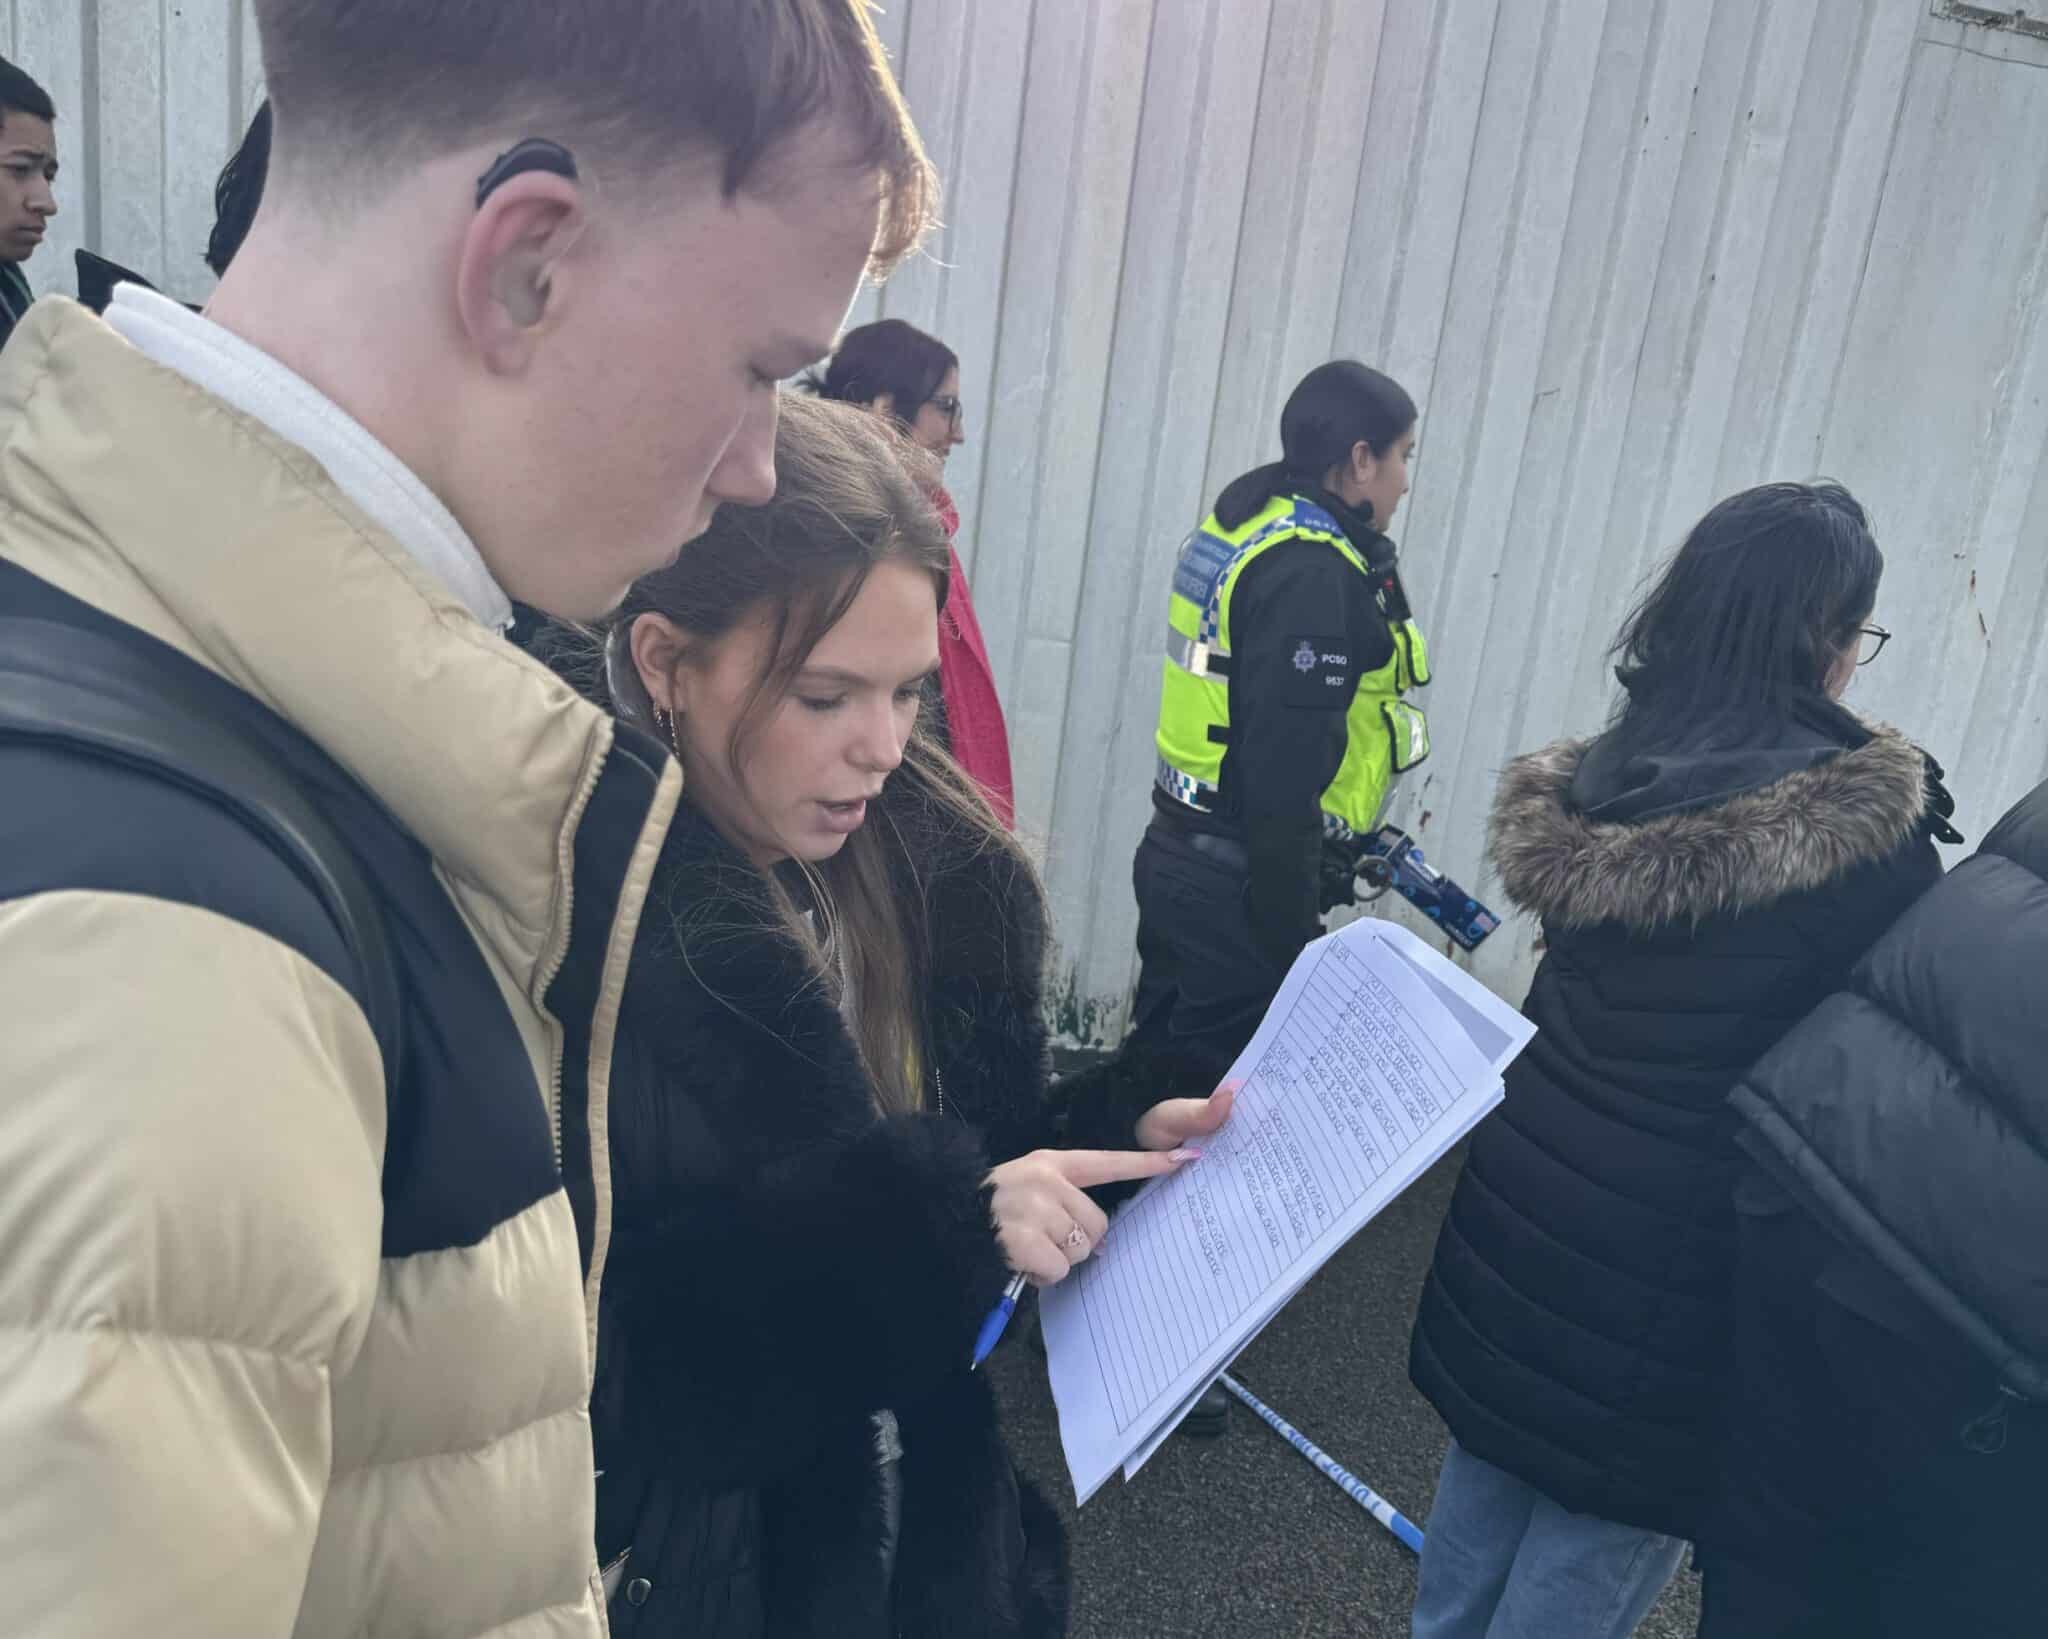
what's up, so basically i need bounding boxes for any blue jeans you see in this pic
[1412,1441,1686,1639]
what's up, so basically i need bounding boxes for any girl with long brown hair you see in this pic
[561,393,1229,1638]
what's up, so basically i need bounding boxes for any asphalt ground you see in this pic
[985,1142,1703,1639]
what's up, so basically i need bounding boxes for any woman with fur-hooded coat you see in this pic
[559,396,1225,1639]
[1404,483,1954,1639]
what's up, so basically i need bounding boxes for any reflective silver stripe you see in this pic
[1165,627,1231,679]
[1385,698,1431,771]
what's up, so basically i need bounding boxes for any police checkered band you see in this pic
[1198,535,1269,641]
[1155,758,1219,812]
[1195,523,1287,642]
[1321,811,1356,843]
[1197,513,1355,644]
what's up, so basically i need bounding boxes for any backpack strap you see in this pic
[0,615,403,1077]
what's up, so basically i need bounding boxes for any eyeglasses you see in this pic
[1857,624,1892,666]
[926,393,964,431]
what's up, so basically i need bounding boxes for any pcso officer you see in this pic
[1129,361,1429,1085]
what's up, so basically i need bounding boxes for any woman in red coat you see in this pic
[808,319,1016,827]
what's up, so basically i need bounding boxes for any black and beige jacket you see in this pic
[0,299,680,1636]
[1409,705,1946,1538]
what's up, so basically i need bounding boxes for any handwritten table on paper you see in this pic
[1042,918,1532,1503]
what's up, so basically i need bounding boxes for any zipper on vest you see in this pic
[550,1051,566,1166]
[543,949,569,1170]
[538,744,613,1169]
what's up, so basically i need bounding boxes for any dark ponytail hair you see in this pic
[803,318,958,429]
[1214,360,1418,530]
[1605,480,1883,759]
[206,100,271,277]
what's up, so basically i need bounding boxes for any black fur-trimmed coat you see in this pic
[1408,711,1946,1540]
[590,772,1156,1639]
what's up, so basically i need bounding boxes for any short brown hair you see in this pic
[254,0,937,271]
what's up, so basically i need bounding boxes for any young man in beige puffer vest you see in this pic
[0,5,935,1634]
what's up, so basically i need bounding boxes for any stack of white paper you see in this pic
[1041,917,1535,1503]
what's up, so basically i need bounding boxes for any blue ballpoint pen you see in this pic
[969,1273,1029,1371]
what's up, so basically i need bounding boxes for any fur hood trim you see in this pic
[1489,727,1930,933]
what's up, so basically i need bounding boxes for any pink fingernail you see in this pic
[1170,1147,1204,1164]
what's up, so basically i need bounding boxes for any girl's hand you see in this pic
[1135,1080,1238,1154]
[985,1147,1196,1286]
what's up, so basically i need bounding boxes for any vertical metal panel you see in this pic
[233,0,264,128]
[1823,27,2048,833]
[94,0,166,293]
[26,0,2048,1032]
[965,0,1159,869]
[1052,0,1283,1029]
[869,0,1033,584]
[160,0,233,298]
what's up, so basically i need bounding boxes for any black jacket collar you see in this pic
[625,765,1053,1153]
[1294,484,1395,569]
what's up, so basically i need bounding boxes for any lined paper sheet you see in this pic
[1042,917,1532,1503]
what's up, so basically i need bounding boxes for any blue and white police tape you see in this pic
[1218,1374,1425,1555]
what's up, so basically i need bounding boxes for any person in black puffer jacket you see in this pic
[1696,779,2048,1638]
[546,395,1228,1639]
[1406,481,1953,1639]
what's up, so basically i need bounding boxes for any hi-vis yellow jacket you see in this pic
[1155,491,1429,841]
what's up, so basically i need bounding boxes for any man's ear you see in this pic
[870,392,897,421]
[455,171,587,374]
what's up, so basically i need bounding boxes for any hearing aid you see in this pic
[475,138,579,207]
[476,138,580,327]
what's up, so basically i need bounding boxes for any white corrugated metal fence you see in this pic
[16,0,2048,1038]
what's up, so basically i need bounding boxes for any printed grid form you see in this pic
[1079,938,1462,1431]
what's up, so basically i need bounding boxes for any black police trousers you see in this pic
[1126,817,1295,1089]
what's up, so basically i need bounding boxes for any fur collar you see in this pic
[1489,726,1930,933]
[629,765,1049,1153]
[630,799,877,1157]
